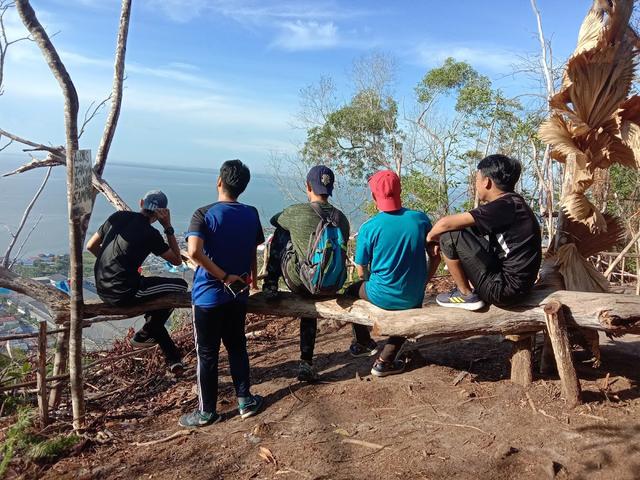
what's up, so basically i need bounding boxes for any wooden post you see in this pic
[68,149,93,430]
[540,331,555,374]
[543,300,581,407]
[507,334,534,386]
[36,320,48,427]
[48,329,68,408]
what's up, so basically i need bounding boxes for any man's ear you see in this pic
[306,181,313,193]
[139,199,144,209]
[217,177,223,188]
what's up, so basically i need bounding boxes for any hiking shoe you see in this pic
[169,361,185,376]
[297,360,319,382]
[371,359,405,378]
[349,339,379,358]
[436,288,485,311]
[130,331,157,348]
[178,410,221,428]
[261,282,280,302]
[238,394,264,419]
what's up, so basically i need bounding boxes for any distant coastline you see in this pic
[109,161,282,180]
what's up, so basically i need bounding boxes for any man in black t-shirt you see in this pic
[427,155,542,311]
[87,190,188,373]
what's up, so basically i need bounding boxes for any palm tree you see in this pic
[538,0,638,291]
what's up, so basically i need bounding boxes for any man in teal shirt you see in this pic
[347,170,439,377]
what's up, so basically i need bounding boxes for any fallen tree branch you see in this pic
[1,272,639,337]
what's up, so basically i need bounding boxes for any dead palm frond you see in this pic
[539,0,639,234]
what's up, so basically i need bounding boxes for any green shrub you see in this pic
[0,408,80,476]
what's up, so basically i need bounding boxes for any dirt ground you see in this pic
[8,308,635,480]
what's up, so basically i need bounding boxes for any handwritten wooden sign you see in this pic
[71,149,92,220]
[70,149,93,238]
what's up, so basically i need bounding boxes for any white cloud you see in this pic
[271,21,339,51]
[2,42,294,133]
[138,0,376,51]
[414,42,518,73]
[142,0,368,24]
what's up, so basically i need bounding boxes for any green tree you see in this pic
[299,53,404,181]
[302,89,402,179]
[412,57,523,213]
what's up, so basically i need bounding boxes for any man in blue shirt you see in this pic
[347,170,439,377]
[179,160,265,428]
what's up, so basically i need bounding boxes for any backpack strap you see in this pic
[309,202,333,222]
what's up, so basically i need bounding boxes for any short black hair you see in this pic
[477,154,522,192]
[220,159,250,198]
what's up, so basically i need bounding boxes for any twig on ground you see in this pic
[423,420,491,436]
[578,412,607,422]
[452,370,470,386]
[133,429,193,447]
[342,438,384,450]
[288,385,303,403]
[525,392,538,413]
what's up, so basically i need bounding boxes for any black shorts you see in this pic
[439,228,520,306]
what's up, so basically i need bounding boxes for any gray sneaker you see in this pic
[179,410,221,428]
[238,394,264,419]
[436,288,485,311]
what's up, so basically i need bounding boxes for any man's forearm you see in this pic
[191,251,226,281]
[167,232,181,258]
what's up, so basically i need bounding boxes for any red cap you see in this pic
[368,170,402,212]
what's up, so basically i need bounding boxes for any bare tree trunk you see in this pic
[530,0,557,244]
[15,0,84,429]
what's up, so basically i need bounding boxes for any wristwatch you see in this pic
[164,226,175,236]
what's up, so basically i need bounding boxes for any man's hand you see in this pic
[426,230,439,244]
[224,274,245,286]
[427,241,440,257]
[156,208,171,228]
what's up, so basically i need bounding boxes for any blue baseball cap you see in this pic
[142,190,168,211]
[306,165,335,196]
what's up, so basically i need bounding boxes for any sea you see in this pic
[0,154,368,257]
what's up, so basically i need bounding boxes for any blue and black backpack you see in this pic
[298,203,348,295]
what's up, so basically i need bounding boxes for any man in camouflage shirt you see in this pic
[262,165,350,382]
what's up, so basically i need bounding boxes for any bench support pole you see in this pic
[544,300,582,407]
[507,334,535,386]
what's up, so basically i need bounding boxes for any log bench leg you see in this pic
[507,334,534,386]
[544,300,582,407]
[540,331,555,374]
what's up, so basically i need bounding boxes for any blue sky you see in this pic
[0,0,593,173]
